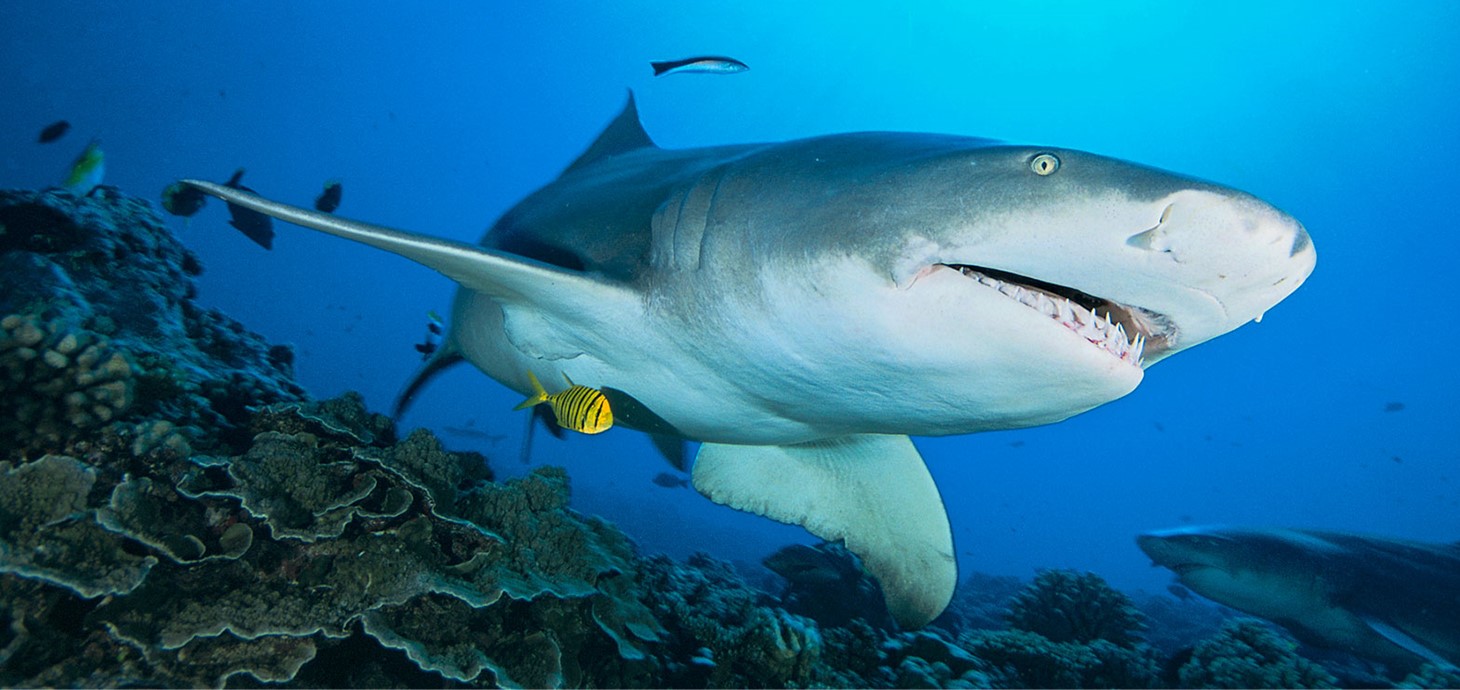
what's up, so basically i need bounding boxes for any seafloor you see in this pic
[0,186,1453,689]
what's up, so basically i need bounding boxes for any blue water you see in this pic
[3,1,1456,598]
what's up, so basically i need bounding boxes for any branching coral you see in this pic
[1005,568,1147,647]
[639,552,824,687]
[1397,663,1460,689]
[960,628,1160,689]
[1176,618,1338,689]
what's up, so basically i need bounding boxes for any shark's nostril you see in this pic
[1126,204,1177,253]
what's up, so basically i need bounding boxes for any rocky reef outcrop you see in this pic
[0,188,665,687]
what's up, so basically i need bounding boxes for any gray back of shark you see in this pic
[181,93,1314,628]
[1138,526,1460,670]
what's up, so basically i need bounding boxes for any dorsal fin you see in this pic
[561,92,655,177]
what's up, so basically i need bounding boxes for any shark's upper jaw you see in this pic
[935,262,1172,366]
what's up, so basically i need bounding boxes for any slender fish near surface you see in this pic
[650,56,748,76]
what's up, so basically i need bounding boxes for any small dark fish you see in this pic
[650,56,748,77]
[652,472,689,489]
[61,139,105,195]
[37,120,71,143]
[222,168,275,249]
[1392,455,1403,464]
[414,310,443,360]
[442,426,505,443]
[762,544,844,585]
[1384,401,1405,413]
[314,179,342,213]
[160,181,207,217]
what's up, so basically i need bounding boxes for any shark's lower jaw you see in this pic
[939,263,1174,366]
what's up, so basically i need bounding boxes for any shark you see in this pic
[181,94,1315,628]
[1138,526,1460,671]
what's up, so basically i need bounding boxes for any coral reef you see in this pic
[0,187,304,461]
[960,628,1160,688]
[0,188,662,687]
[640,552,823,687]
[944,570,1161,688]
[932,570,1026,635]
[1175,618,1339,689]
[1397,663,1460,689]
[1133,590,1236,658]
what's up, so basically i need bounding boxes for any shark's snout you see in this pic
[1129,190,1312,267]
[1114,189,1315,361]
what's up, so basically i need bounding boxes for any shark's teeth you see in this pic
[955,265,1143,367]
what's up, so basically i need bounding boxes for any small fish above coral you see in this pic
[37,120,70,143]
[650,55,748,76]
[513,371,613,435]
[160,181,208,217]
[220,169,275,249]
[61,139,104,195]
[651,471,688,489]
[413,310,442,360]
[314,179,342,213]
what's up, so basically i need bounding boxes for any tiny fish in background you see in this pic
[314,179,342,213]
[61,139,104,195]
[650,55,748,77]
[414,310,442,359]
[221,169,276,249]
[441,426,505,444]
[513,371,613,435]
[1383,401,1405,412]
[37,120,70,143]
[161,181,208,217]
[652,472,689,489]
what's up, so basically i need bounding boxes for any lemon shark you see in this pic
[181,94,1315,628]
[1139,526,1460,671]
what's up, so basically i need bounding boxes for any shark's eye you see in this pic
[1030,153,1060,176]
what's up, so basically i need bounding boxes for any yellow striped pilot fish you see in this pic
[512,371,613,434]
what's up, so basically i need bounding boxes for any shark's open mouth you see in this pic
[941,263,1175,365]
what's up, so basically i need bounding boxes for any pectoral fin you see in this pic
[1361,615,1456,669]
[179,181,639,324]
[691,434,955,628]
